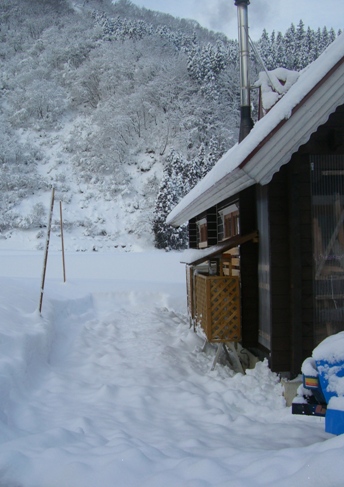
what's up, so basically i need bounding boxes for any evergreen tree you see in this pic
[258,29,274,70]
[306,26,317,64]
[191,143,207,182]
[152,150,189,249]
[257,21,338,72]
[320,26,329,51]
[314,27,323,58]
[284,23,297,69]
[329,28,336,44]
[295,20,307,70]
[275,31,287,67]
[187,41,229,100]
[208,136,226,169]
[269,30,277,67]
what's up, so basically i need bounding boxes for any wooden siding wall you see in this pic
[188,218,198,249]
[257,185,272,351]
[265,157,314,374]
[267,164,291,372]
[256,158,313,374]
[239,186,259,350]
[217,206,225,242]
[290,156,314,370]
[207,206,218,246]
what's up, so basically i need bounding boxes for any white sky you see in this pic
[129,0,344,40]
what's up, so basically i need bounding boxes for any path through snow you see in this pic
[0,251,343,487]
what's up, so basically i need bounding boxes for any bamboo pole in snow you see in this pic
[39,188,55,314]
[60,201,66,283]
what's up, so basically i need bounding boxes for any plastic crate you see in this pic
[315,359,344,404]
[325,408,344,435]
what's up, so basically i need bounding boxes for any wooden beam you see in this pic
[182,231,258,266]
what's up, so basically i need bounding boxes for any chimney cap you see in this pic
[234,0,250,5]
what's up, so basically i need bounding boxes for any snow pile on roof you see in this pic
[255,67,300,112]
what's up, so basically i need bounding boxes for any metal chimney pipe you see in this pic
[235,0,254,142]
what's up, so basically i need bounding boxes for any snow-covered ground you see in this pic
[0,248,344,487]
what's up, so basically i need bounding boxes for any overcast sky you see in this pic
[129,0,344,40]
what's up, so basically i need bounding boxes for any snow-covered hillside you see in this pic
[1,1,339,251]
[0,0,241,251]
[9,121,162,252]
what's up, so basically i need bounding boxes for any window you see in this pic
[197,218,207,248]
[219,203,240,241]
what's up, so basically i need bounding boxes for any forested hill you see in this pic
[0,0,340,251]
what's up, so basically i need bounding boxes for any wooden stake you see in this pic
[39,188,55,314]
[60,201,66,283]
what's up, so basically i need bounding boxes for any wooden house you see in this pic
[167,34,344,377]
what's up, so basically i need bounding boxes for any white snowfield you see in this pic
[0,250,343,487]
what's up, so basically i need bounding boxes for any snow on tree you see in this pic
[257,21,339,72]
[274,31,287,68]
[295,20,307,70]
[258,29,274,70]
[153,150,189,250]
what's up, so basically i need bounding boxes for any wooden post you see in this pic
[60,201,66,283]
[206,277,212,341]
[39,188,55,314]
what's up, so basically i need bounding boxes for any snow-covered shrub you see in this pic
[25,203,47,229]
[8,80,69,128]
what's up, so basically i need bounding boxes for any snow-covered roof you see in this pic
[167,33,344,227]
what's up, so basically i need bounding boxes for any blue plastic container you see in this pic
[325,407,344,435]
[315,359,344,404]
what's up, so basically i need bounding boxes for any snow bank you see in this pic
[0,251,343,487]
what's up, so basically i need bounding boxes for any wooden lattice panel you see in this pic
[195,274,241,343]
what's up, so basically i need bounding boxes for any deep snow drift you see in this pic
[0,249,343,487]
